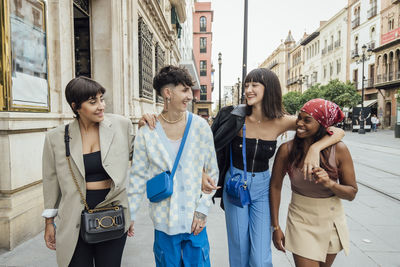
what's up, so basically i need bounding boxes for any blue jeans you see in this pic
[153,229,210,267]
[223,166,273,267]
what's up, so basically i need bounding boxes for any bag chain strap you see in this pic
[65,125,119,214]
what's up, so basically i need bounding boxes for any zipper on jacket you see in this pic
[251,139,259,174]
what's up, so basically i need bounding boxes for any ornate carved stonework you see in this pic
[138,17,154,100]
[73,0,89,15]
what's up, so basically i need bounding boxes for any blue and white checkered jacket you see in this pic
[127,112,219,235]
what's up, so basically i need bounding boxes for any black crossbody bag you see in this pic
[64,124,125,244]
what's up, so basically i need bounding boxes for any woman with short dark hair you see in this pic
[42,76,134,267]
[209,68,345,267]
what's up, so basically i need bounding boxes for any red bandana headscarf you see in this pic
[300,98,344,135]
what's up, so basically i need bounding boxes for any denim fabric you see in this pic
[223,166,273,267]
[153,229,210,267]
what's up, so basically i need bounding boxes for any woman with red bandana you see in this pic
[270,99,358,267]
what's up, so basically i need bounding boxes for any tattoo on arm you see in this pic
[194,211,207,222]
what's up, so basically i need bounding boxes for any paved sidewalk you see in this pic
[0,130,399,266]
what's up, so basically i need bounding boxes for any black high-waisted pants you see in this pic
[68,189,127,267]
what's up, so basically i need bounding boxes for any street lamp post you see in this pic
[353,44,373,134]
[237,78,241,105]
[218,52,222,111]
[241,0,248,104]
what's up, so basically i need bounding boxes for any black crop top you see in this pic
[83,151,112,182]
[231,136,277,172]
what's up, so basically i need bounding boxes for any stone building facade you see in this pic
[0,0,193,250]
[259,31,295,94]
[348,0,380,119]
[320,8,348,85]
[373,0,400,128]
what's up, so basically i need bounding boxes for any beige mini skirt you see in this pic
[285,192,350,262]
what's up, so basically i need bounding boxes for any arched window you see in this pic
[200,16,206,32]
[371,27,376,40]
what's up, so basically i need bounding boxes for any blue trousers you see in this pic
[153,228,210,267]
[223,166,273,267]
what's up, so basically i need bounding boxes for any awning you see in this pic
[180,60,201,90]
[356,99,378,107]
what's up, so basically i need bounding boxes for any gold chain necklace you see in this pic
[160,112,184,124]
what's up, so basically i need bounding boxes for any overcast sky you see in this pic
[205,0,348,105]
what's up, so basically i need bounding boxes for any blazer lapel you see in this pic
[69,119,85,178]
[99,117,115,163]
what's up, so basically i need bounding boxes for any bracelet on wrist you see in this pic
[272,225,280,232]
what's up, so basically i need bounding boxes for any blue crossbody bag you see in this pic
[225,124,252,207]
[146,113,193,202]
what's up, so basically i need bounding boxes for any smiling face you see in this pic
[165,83,193,112]
[75,92,105,123]
[245,81,265,106]
[296,111,321,139]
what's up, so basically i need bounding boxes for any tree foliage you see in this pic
[282,91,302,115]
[321,79,361,108]
[282,79,361,114]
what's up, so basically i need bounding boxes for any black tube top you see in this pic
[83,151,112,182]
[231,136,277,172]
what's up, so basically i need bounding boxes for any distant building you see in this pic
[259,31,296,95]
[193,2,213,119]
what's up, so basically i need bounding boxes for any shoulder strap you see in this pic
[64,124,71,157]
[170,113,193,180]
[242,124,247,182]
[64,124,91,211]
[229,124,247,182]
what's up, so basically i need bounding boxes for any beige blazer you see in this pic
[42,114,134,267]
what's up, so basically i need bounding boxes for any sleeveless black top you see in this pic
[83,151,111,182]
[231,136,277,172]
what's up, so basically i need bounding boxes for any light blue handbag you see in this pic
[146,113,193,202]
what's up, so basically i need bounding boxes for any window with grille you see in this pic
[155,43,165,102]
[200,85,207,100]
[200,16,206,32]
[138,17,153,100]
[200,37,207,53]
[200,60,207,76]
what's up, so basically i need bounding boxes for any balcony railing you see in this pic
[352,17,360,29]
[389,72,394,81]
[287,77,299,86]
[328,44,333,52]
[366,79,374,88]
[322,48,327,55]
[368,40,376,50]
[367,6,377,19]
[334,40,341,48]
[351,49,358,59]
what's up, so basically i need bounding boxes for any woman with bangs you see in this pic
[42,77,134,267]
[205,69,345,267]
[270,99,357,267]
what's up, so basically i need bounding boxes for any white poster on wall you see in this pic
[9,0,48,109]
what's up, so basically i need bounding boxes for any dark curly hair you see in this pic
[153,65,194,96]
